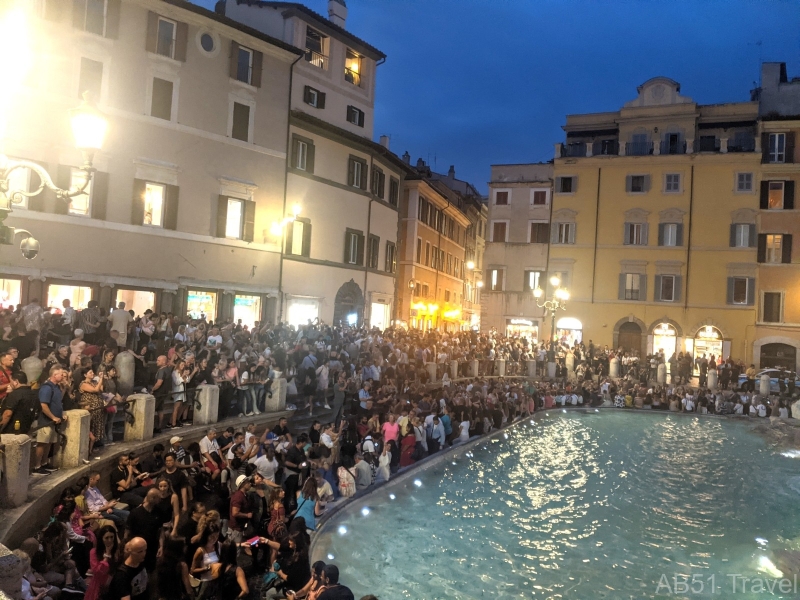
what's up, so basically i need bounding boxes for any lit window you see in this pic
[345,49,362,86]
[68,168,92,216]
[226,198,244,239]
[156,18,176,58]
[143,183,165,226]
[304,27,327,68]
[766,234,783,263]
[768,181,784,209]
[524,271,541,291]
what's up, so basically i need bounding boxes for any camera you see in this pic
[20,236,40,259]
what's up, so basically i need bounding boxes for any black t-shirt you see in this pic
[107,562,149,600]
[153,366,173,397]
[162,467,188,491]
[272,424,290,437]
[110,466,130,498]
[317,585,355,600]
[0,387,39,434]
[139,454,164,475]
[285,446,305,473]
[125,506,162,569]
[280,555,311,592]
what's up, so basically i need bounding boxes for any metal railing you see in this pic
[696,137,719,152]
[728,136,756,153]
[344,67,361,86]
[561,143,586,158]
[626,141,651,156]
[593,140,619,156]
[659,140,686,155]
[304,49,328,70]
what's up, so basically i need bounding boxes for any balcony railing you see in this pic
[728,136,756,153]
[344,67,361,86]
[626,141,652,156]
[696,137,719,152]
[660,140,687,155]
[593,140,619,156]
[561,143,586,157]
[304,49,328,69]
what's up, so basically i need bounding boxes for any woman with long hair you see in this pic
[215,541,249,600]
[84,526,118,600]
[154,477,181,535]
[293,477,323,532]
[78,367,105,456]
[190,523,221,582]
[155,536,192,600]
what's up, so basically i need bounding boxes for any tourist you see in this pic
[33,366,67,475]
[228,475,254,543]
[0,371,38,434]
[106,537,148,600]
[315,565,354,600]
[85,525,119,600]
[154,536,192,600]
[294,477,323,531]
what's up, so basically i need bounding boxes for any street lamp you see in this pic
[0,93,108,257]
[533,275,569,345]
[466,260,475,270]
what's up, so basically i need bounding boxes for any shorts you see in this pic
[36,424,59,444]
[154,394,165,412]
[204,460,220,473]
[114,331,127,347]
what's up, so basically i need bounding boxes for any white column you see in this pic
[652,140,660,155]
[547,362,557,379]
[527,360,537,377]
[618,141,626,156]
[123,394,155,442]
[609,356,620,378]
[720,137,729,153]
[194,384,220,426]
[707,369,718,390]
[470,360,479,378]
[585,142,593,157]
[450,360,459,379]
[685,138,694,154]
[265,379,287,412]
[554,143,562,159]
[495,359,506,377]
[657,363,667,384]
[0,434,31,508]
[760,374,771,397]
[425,362,438,382]
[53,409,90,468]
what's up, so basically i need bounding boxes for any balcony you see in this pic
[660,139,686,155]
[728,135,756,153]
[304,49,328,70]
[696,137,720,152]
[626,141,652,156]
[561,143,586,157]
[593,139,619,156]
[344,66,361,86]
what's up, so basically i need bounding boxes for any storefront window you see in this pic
[0,279,22,309]
[556,317,583,347]
[115,290,156,319]
[693,325,723,373]
[506,318,539,342]
[287,300,319,327]
[234,295,262,329]
[47,284,92,311]
[370,302,390,331]
[187,290,217,321]
[652,322,678,360]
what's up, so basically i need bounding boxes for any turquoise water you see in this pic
[312,411,800,599]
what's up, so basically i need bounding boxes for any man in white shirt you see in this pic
[206,327,223,349]
[199,428,223,482]
[109,302,133,349]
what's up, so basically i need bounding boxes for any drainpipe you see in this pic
[363,152,375,327]
[590,167,601,303]
[277,52,304,323]
[684,165,695,311]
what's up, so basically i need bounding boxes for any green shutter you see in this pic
[301,222,312,257]
[726,277,734,304]
[243,200,255,242]
[174,21,188,62]
[131,178,146,225]
[164,184,179,230]
[216,195,228,237]
[145,11,159,53]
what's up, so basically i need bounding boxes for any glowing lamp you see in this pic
[533,287,543,298]
[549,275,561,287]
[70,93,107,157]
[466,260,475,270]
[291,203,301,217]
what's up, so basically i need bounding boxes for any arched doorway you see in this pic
[693,325,723,374]
[618,321,643,355]
[760,343,797,370]
[651,322,678,359]
[333,280,364,326]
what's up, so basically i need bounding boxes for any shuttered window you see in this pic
[371,167,385,199]
[367,235,380,269]
[231,102,251,142]
[618,273,647,301]
[348,157,367,189]
[727,277,755,305]
[146,12,188,61]
[388,177,399,207]
[284,218,311,257]
[763,292,783,323]
[215,196,254,241]
[658,223,683,247]
[150,78,173,121]
[291,136,315,173]
[385,241,397,273]
[730,224,756,248]
[303,86,326,108]
[654,275,682,302]
[133,180,179,230]
[623,223,648,245]
[72,0,120,38]
[346,105,365,127]
[344,230,364,265]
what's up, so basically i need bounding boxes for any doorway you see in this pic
[618,321,643,355]
[760,343,797,371]
[333,280,364,327]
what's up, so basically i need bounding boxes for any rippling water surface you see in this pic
[312,412,800,599]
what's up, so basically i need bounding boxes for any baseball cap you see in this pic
[170,436,183,445]
[266,432,278,441]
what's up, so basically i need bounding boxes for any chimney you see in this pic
[416,158,425,169]
[379,135,390,149]
[328,0,347,28]
[447,165,455,180]
[402,151,410,165]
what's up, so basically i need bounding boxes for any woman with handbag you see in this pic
[293,478,323,532]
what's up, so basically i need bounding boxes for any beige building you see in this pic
[482,163,553,339]
[222,0,406,328]
[1,0,300,325]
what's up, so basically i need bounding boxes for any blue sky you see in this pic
[195,0,800,193]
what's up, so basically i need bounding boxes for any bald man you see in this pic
[107,537,148,600]
[125,489,161,571]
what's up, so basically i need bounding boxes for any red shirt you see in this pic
[229,489,249,531]
[0,368,11,402]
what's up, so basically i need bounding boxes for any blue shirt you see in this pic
[295,493,317,530]
[39,381,64,425]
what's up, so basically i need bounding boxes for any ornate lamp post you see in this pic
[533,275,570,345]
[0,93,108,257]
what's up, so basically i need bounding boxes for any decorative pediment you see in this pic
[730,208,757,224]
[624,77,694,108]
[624,208,650,223]
[659,208,686,223]
[552,208,577,222]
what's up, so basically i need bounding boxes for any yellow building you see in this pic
[550,77,760,364]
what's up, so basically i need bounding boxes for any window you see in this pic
[389,177,399,207]
[416,238,422,263]
[524,270,541,291]
[624,273,640,300]
[444,290,450,302]
[143,183,165,227]
[421,284,429,298]
[768,133,786,163]
[495,191,509,205]
[236,46,253,84]
[346,106,365,127]
[348,157,366,189]
[150,77,173,120]
[731,278,750,305]
[344,230,363,265]
[660,223,678,247]
[200,33,215,53]
[345,49,362,86]
[371,167,385,198]
[489,269,503,291]
[658,275,675,302]
[665,174,680,193]
[385,241,396,273]
[558,177,574,193]
[294,140,308,171]
[304,27,327,68]
[763,292,782,323]
[529,222,550,244]
[629,175,646,193]
[624,223,647,245]
[425,242,430,267]
[766,234,783,263]
[768,181,784,209]
[367,235,380,269]
[555,222,574,244]
[731,223,755,248]
[225,198,244,239]
[156,17,176,58]
[231,102,250,142]
[492,221,507,242]
[68,168,92,216]
[737,172,753,192]
[532,190,548,205]
[285,219,311,257]
[78,57,103,99]
[303,86,325,109]
[82,0,106,36]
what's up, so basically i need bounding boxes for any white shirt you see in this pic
[254,455,279,481]
[206,335,222,348]
[109,309,132,332]
[757,404,767,417]
[199,436,220,457]
[320,432,334,448]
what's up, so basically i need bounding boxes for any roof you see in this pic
[164,0,302,56]
[233,0,385,60]
[290,111,412,173]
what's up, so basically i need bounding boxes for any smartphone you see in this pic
[246,536,260,546]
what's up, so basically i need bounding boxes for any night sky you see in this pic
[194,0,800,193]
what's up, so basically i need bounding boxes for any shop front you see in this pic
[556,317,583,347]
[116,289,156,318]
[286,297,319,327]
[47,284,92,312]
[651,322,678,358]
[370,300,391,331]
[186,290,218,321]
[234,295,262,328]
[506,318,539,342]
[687,325,729,374]
[0,278,22,309]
